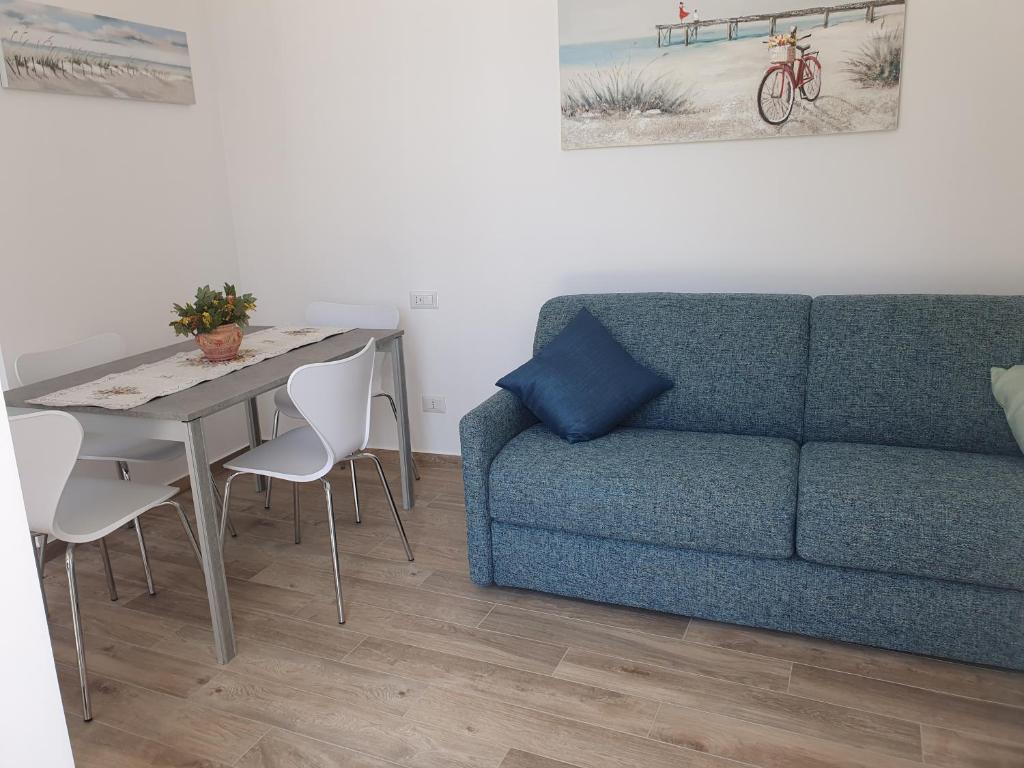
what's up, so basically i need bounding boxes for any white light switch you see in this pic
[410,292,438,310]
[422,395,447,414]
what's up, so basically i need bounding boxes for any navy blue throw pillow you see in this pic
[497,308,673,443]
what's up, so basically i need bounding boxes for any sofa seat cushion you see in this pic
[798,442,1024,590]
[488,425,799,559]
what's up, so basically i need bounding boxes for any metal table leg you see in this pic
[387,335,415,510]
[183,417,236,663]
[244,397,266,493]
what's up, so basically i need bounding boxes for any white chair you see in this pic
[221,339,413,624]
[11,411,197,722]
[264,303,419,540]
[16,333,187,473]
[14,333,233,569]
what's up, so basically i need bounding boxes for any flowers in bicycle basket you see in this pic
[768,33,797,48]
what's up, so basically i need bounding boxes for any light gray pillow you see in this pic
[992,366,1024,454]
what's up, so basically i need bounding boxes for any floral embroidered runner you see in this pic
[27,326,349,411]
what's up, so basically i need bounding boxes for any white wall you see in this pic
[0,0,249,480]
[4,1,1021,460]
[0,414,74,767]
[210,0,1024,456]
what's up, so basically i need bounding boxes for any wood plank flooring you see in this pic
[43,455,1024,768]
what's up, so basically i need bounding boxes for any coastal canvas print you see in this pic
[559,0,906,149]
[0,0,194,104]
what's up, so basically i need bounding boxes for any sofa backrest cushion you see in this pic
[805,295,1024,455]
[534,294,812,441]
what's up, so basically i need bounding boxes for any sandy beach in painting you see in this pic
[0,0,194,104]
[559,2,905,149]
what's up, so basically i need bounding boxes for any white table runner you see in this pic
[27,326,349,411]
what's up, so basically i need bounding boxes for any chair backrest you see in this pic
[9,412,83,536]
[287,339,376,473]
[305,302,400,331]
[15,332,125,387]
[305,302,399,394]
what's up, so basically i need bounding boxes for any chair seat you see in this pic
[489,425,800,559]
[78,433,185,464]
[225,425,331,482]
[797,442,1024,590]
[54,478,179,543]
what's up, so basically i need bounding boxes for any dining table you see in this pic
[4,327,415,664]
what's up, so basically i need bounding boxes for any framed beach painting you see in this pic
[0,0,194,104]
[558,0,906,149]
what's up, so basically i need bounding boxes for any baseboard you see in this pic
[371,448,462,467]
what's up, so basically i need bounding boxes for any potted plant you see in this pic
[171,283,257,362]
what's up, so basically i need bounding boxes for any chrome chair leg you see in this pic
[220,473,238,544]
[364,453,414,562]
[376,393,420,480]
[167,501,203,568]
[322,479,345,624]
[118,461,155,571]
[350,462,361,524]
[134,517,156,596]
[33,533,48,616]
[210,475,222,508]
[265,409,281,509]
[292,482,301,544]
[121,460,228,552]
[209,475,237,538]
[219,471,249,545]
[116,461,136,531]
[98,538,118,602]
[65,544,91,722]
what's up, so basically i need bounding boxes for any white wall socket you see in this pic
[410,291,438,309]
[421,395,447,414]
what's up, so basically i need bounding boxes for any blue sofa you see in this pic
[460,294,1024,670]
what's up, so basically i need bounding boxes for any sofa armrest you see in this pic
[459,390,538,584]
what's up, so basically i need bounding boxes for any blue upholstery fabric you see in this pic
[490,425,799,559]
[459,390,537,584]
[534,294,811,441]
[798,442,1024,591]
[460,293,1024,670]
[805,295,1024,455]
[491,522,1024,671]
[497,309,673,443]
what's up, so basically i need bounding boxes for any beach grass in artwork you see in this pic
[0,0,194,104]
[844,27,903,87]
[558,0,907,149]
[563,64,696,117]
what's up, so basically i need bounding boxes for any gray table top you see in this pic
[3,327,402,422]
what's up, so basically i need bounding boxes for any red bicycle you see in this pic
[758,27,823,125]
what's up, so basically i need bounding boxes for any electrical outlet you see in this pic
[410,291,438,310]
[421,395,447,414]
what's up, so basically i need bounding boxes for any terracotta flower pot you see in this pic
[196,323,243,362]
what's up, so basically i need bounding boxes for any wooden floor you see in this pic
[45,455,1024,768]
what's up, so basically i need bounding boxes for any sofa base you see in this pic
[489,522,1024,671]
